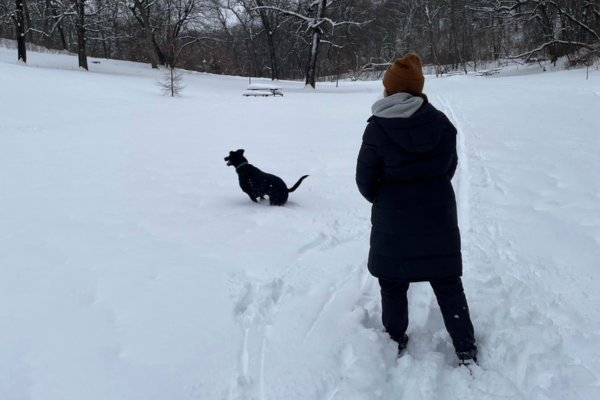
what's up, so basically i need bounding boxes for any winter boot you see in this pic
[397,334,409,357]
[456,347,478,362]
[458,357,478,367]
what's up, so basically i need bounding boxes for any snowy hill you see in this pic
[1,47,600,400]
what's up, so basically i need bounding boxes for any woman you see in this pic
[355,54,477,364]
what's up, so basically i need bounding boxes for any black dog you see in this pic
[224,149,308,206]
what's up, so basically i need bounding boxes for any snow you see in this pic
[247,83,283,90]
[242,90,282,97]
[1,46,600,400]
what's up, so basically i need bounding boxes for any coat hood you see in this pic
[371,92,424,118]
[369,97,446,154]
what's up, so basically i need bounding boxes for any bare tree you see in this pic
[157,66,185,96]
[472,0,600,65]
[2,0,598,82]
[253,0,283,80]
[73,0,88,69]
[255,0,370,88]
[422,0,444,75]
[131,0,158,68]
[13,0,28,62]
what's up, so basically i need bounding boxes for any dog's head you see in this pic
[224,149,247,167]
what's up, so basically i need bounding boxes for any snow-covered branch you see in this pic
[510,38,594,63]
[253,6,311,24]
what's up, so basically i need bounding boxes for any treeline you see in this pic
[1,0,599,87]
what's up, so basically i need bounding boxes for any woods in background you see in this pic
[1,0,599,86]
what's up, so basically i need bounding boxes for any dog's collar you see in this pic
[235,162,249,171]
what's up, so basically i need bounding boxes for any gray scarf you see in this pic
[371,92,424,119]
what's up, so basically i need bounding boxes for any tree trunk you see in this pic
[215,9,239,75]
[305,0,327,88]
[250,43,261,78]
[76,0,88,70]
[427,22,440,75]
[15,0,27,63]
[101,31,108,58]
[50,6,68,50]
[42,0,52,48]
[305,29,321,88]
[23,0,35,42]
[265,31,279,80]
[423,2,441,76]
[133,0,158,68]
[255,0,279,80]
[170,67,174,97]
[538,4,558,64]
[580,2,590,43]
[58,24,68,50]
[152,34,166,65]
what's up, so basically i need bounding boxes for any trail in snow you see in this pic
[230,278,287,400]
[302,267,358,344]
[433,87,600,399]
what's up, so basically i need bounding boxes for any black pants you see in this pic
[379,277,477,358]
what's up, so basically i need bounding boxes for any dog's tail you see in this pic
[288,175,309,193]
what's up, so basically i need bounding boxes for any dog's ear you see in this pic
[238,149,245,155]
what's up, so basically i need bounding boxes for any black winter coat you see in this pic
[356,99,462,282]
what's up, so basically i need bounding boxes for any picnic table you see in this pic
[243,83,284,97]
[476,68,502,77]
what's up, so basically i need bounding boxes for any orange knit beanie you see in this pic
[382,54,425,96]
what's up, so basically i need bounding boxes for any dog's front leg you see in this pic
[246,193,258,203]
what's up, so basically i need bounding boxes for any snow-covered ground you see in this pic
[1,47,600,400]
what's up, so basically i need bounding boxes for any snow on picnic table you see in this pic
[1,46,600,400]
[247,83,283,90]
[242,90,282,97]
